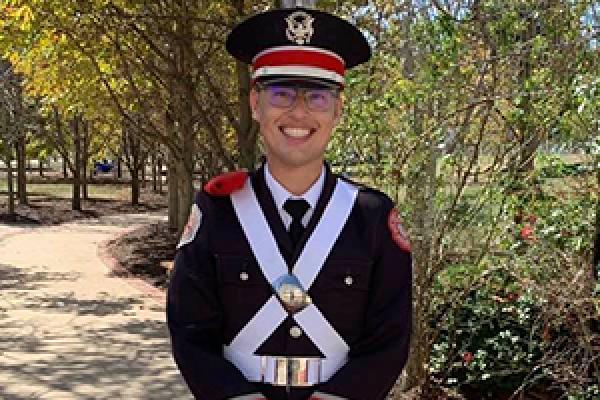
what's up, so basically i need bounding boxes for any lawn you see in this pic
[0,180,133,201]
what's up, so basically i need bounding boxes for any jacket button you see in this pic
[344,275,354,286]
[239,271,249,281]
[289,326,302,338]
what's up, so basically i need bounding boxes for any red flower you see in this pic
[463,352,474,365]
[519,224,535,240]
[506,292,519,302]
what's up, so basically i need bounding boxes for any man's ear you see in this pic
[333,94,344,125]
[250,87,259,121]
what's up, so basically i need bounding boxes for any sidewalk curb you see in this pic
[97,228,167,307]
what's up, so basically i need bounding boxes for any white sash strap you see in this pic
[294,180,358,289]
[223,347,262,382]
[226,296,288,354]
[228,176,358,383]
[230,183,288,283]
[294,304,350,357]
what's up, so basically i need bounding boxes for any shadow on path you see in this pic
[0,263,81,291]
[0,258,189,399]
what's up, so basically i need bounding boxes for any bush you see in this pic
[430,255,599,399]
[429,183,599,399]
[430,263,547,399]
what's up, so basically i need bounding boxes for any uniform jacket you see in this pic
[167,163,412,400]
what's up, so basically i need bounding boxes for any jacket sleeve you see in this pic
[314,201,413,400]
[166,192,262,400]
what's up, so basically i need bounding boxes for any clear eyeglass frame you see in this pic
[256,83,340,112]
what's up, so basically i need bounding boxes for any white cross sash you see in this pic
[225,176,358,383]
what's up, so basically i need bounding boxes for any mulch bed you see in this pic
[104,222,178,289]
[0,191,167,225]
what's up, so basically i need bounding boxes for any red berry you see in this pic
[520,224,534,240]
[463,352,474,364]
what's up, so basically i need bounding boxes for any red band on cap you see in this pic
[252,49,345,77]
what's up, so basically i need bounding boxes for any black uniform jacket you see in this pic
[167,164,412,400]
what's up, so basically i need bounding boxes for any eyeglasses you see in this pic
[257,84,339,112]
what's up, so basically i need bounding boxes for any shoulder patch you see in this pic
[204,170,248,196]
[387,208,411,252]
[177,203,203,250]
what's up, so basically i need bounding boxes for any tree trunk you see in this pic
[400,108,437,392]
[593,162,600,280]
[235,59,258,170]
[63,156,68,178]
[176,154,194,236]
[394,8,433,393]
[151,150,158,192]
[6,152,15,217]
[117,156,122,179]
[141,155,146,188]
[174,6,198,234]
[233,0,258,170]
[131,168,140,206]
[120,120,146,207]
[175,145,194,235]
[517,17,537,173]
[72,116,82,211]
[158,156,164,194]
[168,153,179,232]
[39,159,44,177]
[82,121,89,200]
[16,134,27,205]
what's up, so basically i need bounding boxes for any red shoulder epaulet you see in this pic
[204,170,248,196]
[387,208,411,252]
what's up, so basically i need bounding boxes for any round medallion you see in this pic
[344,275,354,286]
[239,271,249,281]
[273,273,311,314]
[289,326,303,338]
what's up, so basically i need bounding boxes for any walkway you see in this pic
[0,214,191,399]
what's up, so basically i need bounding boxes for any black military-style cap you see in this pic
[226,7,371,87]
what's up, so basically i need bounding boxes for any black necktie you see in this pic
[283,199,310,247]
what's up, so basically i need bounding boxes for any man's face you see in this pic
[250,82,343,169]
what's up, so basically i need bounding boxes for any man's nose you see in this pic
[288,92,310,117]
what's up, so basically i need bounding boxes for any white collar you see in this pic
[264,163,325,212]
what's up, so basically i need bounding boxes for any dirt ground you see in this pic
[0,190,167,225]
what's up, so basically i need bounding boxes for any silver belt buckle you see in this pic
[262,356,322,387]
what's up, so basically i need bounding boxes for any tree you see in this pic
[0,60,32,218]
[327,0,598,393]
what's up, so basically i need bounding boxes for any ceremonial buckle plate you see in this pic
[260,356,322,387]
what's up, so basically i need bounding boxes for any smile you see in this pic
[280,127,315,139]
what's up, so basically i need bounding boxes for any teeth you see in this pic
[283,128,311,138]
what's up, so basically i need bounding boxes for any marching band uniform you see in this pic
[167,164,412,399]
[167,5,412,400]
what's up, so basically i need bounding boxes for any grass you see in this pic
[0,180,132,201]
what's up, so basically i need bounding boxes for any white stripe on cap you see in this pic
[252,65,344,84]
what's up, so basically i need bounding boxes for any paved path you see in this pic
[0,214,191,400]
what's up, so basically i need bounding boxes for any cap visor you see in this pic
[255,76,341,89]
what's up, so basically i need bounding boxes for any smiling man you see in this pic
[167,5,412,400]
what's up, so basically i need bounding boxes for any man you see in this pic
[167,5,412,400]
